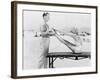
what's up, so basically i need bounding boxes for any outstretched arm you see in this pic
[54,29,78,40]
[40,26,55,37]
[52,29,82,53]
[54,33,76,53]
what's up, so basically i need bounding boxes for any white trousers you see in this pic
[38,37,50,68]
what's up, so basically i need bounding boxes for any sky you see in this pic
[23,10,91,33]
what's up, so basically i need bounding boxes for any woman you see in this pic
[38,12,54,68]
[52,27,82,53]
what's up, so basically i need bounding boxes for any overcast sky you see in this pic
[23,10,91,33]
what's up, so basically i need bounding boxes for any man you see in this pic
[38,12,54,68]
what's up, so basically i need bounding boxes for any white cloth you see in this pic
[38,37,50,68]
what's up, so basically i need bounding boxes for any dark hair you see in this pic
[71,27,79,35]
[43,12,49,17]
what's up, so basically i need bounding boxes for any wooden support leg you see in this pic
[49,57,51,68]
[51,57,53,68]
[48,57,54,68]
[75,56,78,60]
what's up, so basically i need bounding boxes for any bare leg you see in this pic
[52,28,82,53]
[54,33,77,53]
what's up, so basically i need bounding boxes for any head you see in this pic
[71,27,79,35]
[42,12,50,22]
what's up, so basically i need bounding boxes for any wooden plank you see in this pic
[46,52,90,57]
